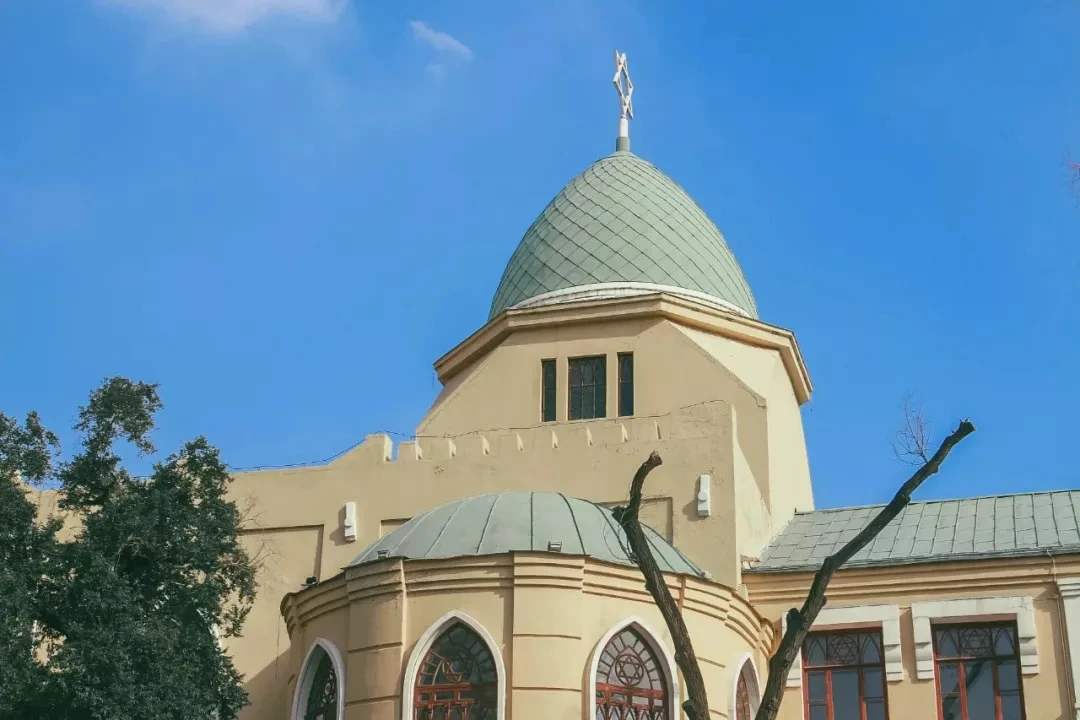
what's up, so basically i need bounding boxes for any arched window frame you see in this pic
[588,617,681,720]
[290,638,346,720]
[731,652,761,720]
[401,611,507,720]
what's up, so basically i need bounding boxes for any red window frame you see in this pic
[932,622,1026,720]
[801,628,889,720]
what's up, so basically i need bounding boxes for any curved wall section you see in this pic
[281,554,773,720]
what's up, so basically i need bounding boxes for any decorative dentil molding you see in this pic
[783,604,903,688]
[910,596,1038,681]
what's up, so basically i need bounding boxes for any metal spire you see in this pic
[612,50,634,152]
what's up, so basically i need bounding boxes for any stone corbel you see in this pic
[911,596,1038,681]
[782,604,903,688]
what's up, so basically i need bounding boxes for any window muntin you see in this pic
[802,630,888,720]
[933,623,1025,720]
[735,660,759,720]
[617,352,634,417]
[595,626,669,720]
[541,359,557,422]
[569,355,606,420]
[300,648,338,720]
[414,622,498,720]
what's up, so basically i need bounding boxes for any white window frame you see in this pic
[400,611,507,720]
[911,596,1038,681]
[783,603,903,688]
[731,652,761,720]
[587,617,682,720]
[290,637,346,720]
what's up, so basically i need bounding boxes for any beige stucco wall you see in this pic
[744,556,1080,720]
[282,553,774,720]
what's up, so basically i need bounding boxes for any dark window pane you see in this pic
[807,671,826,702]
[804,636,826,666]
[541,360,556,422]
[861,634,882,664]
[569,356,606,420]
[998,661,1019,692]
[959,627,995,658]
[994,627,1017,656]
[830,669,860,720]
[809,706,827,720]
[866,699,886,720]
[936,629,960,658]
[862,668,884,700]
[938,663,961,697]
[618,353,634,417]
[828,634,860,665]
[941,693,963,720]
[965,660,995,720]
[1001,693,1023,720]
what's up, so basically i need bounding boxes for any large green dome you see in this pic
[489,150,757,319]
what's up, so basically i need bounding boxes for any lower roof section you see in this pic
[749,489,1080,573]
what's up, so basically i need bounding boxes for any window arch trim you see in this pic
[291,637,346,720]
[587,617,681,720]
[731,652,761,720]
[401,611,506,720]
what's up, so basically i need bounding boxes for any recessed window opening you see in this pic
[541,359,557,422]
[296,645,339,720]
[414,622,498,719]
[617,352,634,417]
[933,622,1025,720]
[569,355,606,420]
[735,659,760,720]
[595,626,670,720]
[802,629,889,720]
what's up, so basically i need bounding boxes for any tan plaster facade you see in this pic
[744,556,1080,720]
[280,555,773,720]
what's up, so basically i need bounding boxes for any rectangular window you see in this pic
[541,359,557,423]
[802,630,889,720]
[568,355,606,420]
[618,352,634,417]
[933,623,1025,720]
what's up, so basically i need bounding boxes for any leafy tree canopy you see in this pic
[0,378,256,720]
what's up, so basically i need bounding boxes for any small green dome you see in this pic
[349,491,703,577]
[489,150,757,319]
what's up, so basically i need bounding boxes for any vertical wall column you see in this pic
[1057,578,1080,720]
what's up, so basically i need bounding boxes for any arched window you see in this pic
[413,622,498,720]
[595,626,670,720]
[734,658,760,720]
[294,643,341,720]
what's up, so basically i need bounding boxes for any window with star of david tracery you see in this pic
[802,629,888,720]
[595,626,670,720]
[413,622,498,720]
[735,659,760,720]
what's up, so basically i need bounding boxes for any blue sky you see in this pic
[1,1,1077,508]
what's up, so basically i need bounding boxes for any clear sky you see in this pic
[2,1,1078,509]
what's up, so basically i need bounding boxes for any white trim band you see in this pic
[509,282,752,318]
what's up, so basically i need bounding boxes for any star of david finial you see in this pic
[612,50,634,151]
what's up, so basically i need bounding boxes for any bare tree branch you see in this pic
[618,420,974,720]
[892,397,930,465]
[616,451,710,720]
[754,419,974,720]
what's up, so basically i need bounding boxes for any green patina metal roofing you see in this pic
[349,491,704,576]
[488,150,757,319]
[749,490,1080,573]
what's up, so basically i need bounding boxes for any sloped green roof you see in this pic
[749,490,1080,573]
[489,150,757,319]
[349,491,704,576]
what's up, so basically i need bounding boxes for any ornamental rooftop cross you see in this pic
[613,49,634,151]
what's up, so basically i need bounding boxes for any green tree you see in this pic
[0,378,256,720]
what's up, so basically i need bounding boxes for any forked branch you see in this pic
[619,420,974,720]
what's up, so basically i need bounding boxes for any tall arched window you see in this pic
[735,659,760,720]
[294,643,341,720]
[413,622,498,720]
[595,626,670,720]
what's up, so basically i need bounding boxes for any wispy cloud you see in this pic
[105,0,345,34]
[409,20,472,60]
